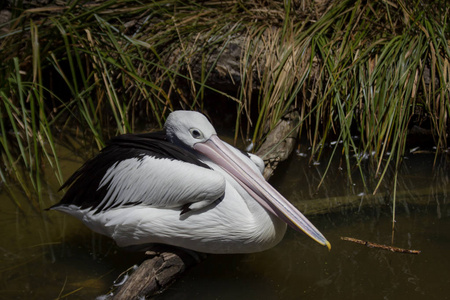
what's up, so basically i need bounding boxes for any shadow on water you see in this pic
[0,142,449,299]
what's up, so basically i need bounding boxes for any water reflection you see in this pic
[0,147,448,299]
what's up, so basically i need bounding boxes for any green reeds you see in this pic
[0,54,64,211]
[0,0,448,211]
[238,0,449,189]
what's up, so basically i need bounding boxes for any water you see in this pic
[157,211,450,300]
[0,145,449,299]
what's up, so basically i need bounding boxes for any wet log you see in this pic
[111,247,204,299]
[108,111,300,299]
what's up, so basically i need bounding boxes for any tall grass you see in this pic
[238,0,449,190]
[0,0,448,210]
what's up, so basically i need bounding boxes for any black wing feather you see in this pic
[51,131,210,212]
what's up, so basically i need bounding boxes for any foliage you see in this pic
[0,0,449,207]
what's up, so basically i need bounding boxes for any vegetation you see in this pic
[0,0,449,208]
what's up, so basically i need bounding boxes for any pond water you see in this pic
[0,142,448,300]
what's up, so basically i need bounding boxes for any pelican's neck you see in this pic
[204,159,287,247]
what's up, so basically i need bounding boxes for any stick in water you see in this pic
[340,237,421,254]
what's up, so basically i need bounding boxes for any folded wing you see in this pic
[51,132,225,214]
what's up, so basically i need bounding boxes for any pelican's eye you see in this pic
[189,128,204,139]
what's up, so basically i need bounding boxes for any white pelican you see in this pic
[51,110,330,253]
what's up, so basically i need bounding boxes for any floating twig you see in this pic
[341,237,421,254]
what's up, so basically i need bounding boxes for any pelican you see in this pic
[50,111,330,253]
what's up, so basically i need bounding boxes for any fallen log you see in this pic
[107,111,300,299]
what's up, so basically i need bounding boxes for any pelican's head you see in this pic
[165,111,216,149]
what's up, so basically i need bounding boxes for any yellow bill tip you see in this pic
[325,240,331,251]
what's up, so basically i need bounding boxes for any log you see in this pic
[111,247,204,299]
[107,111,300,299]
[256,111,300,180]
